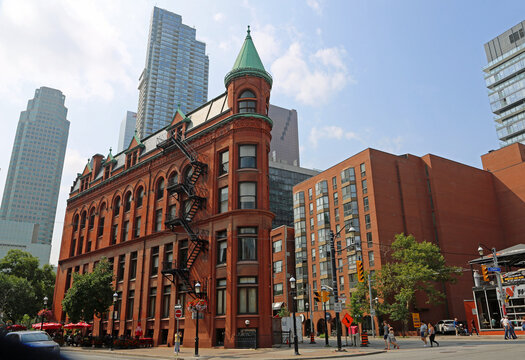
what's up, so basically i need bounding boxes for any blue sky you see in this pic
[0,0,523,264]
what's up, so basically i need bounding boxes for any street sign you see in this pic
[339,295,346,303]
[334,302,342,313]
[342,314,353,328]
[488,267,501,272]
[175,308,183,319]
[412,312,421,328]
[325,312,332,321]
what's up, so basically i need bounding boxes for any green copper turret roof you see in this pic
[224,26,273,87]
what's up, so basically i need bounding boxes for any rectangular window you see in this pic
[155,209,163,232]
[308,188,312,201]
[309,203,313,215]
[238,277,257,314]
[339,276,345,291]
[360,163,366,177]
[365,214,371,229]
[368,251,375,267]
[334,208,340,222]
[367,232,373,247]
[362,179,368,194]
[219,150,229,175]
[129,251,137,280]
[165,243,173,268]
[117,255,125,282]
[363,197,369,212]
[217,230,227,265]
[111,224,118,244]
[126,290,134,320]
[312,263,317,277]
[239,182,256,209]
[238,227,257,260]
[122,220,129,242]
[162,285,171,318]
[134,217,141,238]
[272,240,282,253]
[332,176,337,189]
[333,192,339,206]
[148,287,156,318]
[97,217,105,238]
[273,260,282,274]
[239,144,256,169]
[341,167,355,183]
[169,204,176,221]
[219,187,228,213]
[310,217,314,230]
[311,248,316,261]
[216,279,227,315]
[273,283,283,296]
[151,246,159,276]
[315,180,328,196]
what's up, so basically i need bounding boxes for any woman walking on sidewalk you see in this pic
[428,322,439,347]
[388,327,399,349]
[420,321,428,347]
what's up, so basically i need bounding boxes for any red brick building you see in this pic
[291,145,525,334]
[270,226,296,316]
[53,28,276,348]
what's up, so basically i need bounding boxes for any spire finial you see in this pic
[109,147,112,153]
[247,25,251,36]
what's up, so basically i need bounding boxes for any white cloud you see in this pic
[251,24,281,63]
[213,12,225,22]
[307,0,323,15]
[374,136,405,154]
[309,126,361,148]
[271,43,352,105]
[63,148,91,176]
[0,0,136,102]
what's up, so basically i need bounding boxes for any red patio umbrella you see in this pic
[6,324,27,331]
[32,322,63,330]
[64,321,92,329]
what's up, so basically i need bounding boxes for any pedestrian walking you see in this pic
[470,319,479,336]
[383,320,390,350]
[174,331,181,354]
[428,322,439,347]
[350,323,359,347]
[453,317,459,336]
[388,326,399,349]
[420,321,428,347]
[521,318,525,332]
[508,319,518,339]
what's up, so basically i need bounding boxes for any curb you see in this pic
[62,347,387,359]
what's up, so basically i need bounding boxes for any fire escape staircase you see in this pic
[159,131,208,297]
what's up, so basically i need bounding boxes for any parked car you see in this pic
[436,320,456,334]
[4,330,60,355]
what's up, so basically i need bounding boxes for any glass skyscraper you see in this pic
[484,20,525,147]
[136,7,209,139]
[118,110,137,152]
[0,87,69,263]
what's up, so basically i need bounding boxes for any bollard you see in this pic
[360,332,369,347]
[310,332,316,344]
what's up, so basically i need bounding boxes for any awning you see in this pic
[273,302,284,310]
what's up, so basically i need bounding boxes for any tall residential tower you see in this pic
[0,87,69,263]
[484,20,525,147]
[136,7,209,139]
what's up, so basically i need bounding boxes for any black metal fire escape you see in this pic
[158,127,208,296]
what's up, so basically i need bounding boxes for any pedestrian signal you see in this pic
[356,260,364,282]
[481,265,489,282]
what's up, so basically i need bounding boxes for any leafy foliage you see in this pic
[376,234,460,328]
[348,272,380,323]
[62,258,114,323]
[0,250,55,322]
[277,306,290,318]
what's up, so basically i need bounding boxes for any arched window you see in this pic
[136,187,144,208]
[113,196,121,217]
[80,211,87,229]
[124,192,132,212]
[156,178,165,200]
[168,172,178,187]
[238,90,256,113]
[183,166,194,185]
[72,214,79,232]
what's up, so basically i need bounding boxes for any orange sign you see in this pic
[342,313,353,328]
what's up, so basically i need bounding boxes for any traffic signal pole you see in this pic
[329,230,343,351]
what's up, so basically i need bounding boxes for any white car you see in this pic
[436,320,456,334]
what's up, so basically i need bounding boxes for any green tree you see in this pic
[376,234,460,333]
[0,273,35,322]
[0,250,55,319]
[62,259,114,323]
[348,272,380,324]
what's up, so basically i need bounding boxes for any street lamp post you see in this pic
[289,277,300,356]
[321,285,329,346]
[40,296,48,331]
[305,302,310,339]
[478,245,506,316]
[111,291,118,351]
[194,281,201,357]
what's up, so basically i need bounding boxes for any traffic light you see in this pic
[356,260,364,282]
[481,265,489,282]
[313,290,322,303]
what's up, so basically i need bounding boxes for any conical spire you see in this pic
[224,26,273,87]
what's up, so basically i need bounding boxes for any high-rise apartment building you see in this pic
[268,105,300,166]
[0,87,69,263]
[484,20,525,147]
[136,7,209,139]
[118,111,137,152]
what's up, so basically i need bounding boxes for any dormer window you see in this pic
[126,150,139,169]
[238,90,256,113]
[104,166,111,180]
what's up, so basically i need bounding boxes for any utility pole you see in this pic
[368,274,375,337]
[329,230,343,351]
